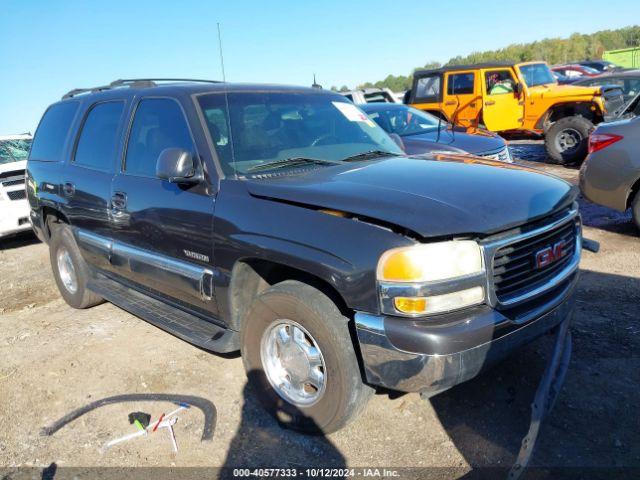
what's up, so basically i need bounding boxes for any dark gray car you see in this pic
[361,103,512,162]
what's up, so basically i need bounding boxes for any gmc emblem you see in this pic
[535,240,570,269]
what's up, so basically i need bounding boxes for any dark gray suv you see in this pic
[27,79,582,433]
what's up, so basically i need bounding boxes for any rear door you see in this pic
[481,68,524,131]
[62,100,126,271]
[109,96,217,317]
[443,71,480,127]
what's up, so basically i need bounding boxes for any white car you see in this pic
[0,134,32,239]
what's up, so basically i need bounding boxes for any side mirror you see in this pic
[156,148,201,184]
[388,133,405,152]
[514,82,524,96]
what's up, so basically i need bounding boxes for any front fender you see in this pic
[212,180,414,323]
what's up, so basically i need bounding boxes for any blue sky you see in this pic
[2,0,639,133]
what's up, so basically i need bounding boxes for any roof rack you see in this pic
[62,78,222,100]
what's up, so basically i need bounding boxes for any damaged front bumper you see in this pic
[354,280,576,397]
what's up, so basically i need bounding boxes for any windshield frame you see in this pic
[518,63,557,88]
[193,90,403,179]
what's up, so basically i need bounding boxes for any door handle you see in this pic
[111,192,127,211]
[485,100,496,106]
[62,182,75,197]
[445,100,457,106]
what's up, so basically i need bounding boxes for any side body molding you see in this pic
[74,229,214,302]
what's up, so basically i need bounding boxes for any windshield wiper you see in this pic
[341,150,397,162]
[247,157,342,173]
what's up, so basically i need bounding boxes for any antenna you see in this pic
[217,23,227,83]
[217,22,237,177]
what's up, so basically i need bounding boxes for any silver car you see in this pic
[580,97,640,229]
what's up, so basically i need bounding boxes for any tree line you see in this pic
[330,25,640,93]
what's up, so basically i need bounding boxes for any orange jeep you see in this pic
[407,61,625,163]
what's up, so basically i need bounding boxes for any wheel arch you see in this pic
[537,102,602,131]
[228,258,352,333]
[627,175,640,209]
[41,206,70,242]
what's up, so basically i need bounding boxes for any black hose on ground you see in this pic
[507,317,573,480]
[40,393,217,441]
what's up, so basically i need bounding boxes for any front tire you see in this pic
[49,223,103,309]
[240,280,373,434]
[545,116,594,165]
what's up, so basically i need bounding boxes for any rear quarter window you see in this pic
[414,75,441,103]
[29,101,80,162]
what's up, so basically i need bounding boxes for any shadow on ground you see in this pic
[0,230,39,251]
[221,371,345,474]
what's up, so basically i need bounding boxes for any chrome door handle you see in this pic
[485,100,496,106]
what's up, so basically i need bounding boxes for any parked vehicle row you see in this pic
[27,79,583,433]
[406,61,625,165]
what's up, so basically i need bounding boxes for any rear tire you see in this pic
[545,116,594,165]
[632,191,640,231]
[240,280,373,434]
[49,223,103,309]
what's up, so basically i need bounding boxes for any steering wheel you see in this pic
[311,134,340,146]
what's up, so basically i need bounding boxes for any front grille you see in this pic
[603,89,625,118]
[492,218,578,304]
[2,178,25,187]
[7,189,26,201]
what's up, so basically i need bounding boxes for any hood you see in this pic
[401,128,504,156]
[529,83,600,99]
[245,156,575,238]
[0,160,26,175]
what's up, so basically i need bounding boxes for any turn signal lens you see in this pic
[377,241,483,283]
[394,297,428,314]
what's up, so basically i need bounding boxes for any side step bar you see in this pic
[88,276,239,353]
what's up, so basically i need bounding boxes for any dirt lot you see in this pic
[1,143,639,479]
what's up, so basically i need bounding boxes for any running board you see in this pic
[88,276,239,353]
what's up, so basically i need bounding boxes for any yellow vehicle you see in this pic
[407,61,625,164]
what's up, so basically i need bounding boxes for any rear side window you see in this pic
[125,98,195,177]
[29,102,79,162]
[74,101,125,170]
[447,73,475,95]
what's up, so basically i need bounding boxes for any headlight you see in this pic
[377,241,483,283]
[377,241,485,316]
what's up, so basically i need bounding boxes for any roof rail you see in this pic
[62,78,222,100]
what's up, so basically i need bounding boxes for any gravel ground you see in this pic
[0,142,638,479]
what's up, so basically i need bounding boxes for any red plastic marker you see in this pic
[152,413,165,432]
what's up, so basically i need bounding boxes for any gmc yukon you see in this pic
[27,79,581,433]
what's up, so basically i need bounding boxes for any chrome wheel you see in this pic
[260,320,326,407]
[555,128,582,153]
[56,247,78,294]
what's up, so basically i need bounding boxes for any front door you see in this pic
[481,68,524,131]
[443,71,480,127]
[109,97,217,317]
